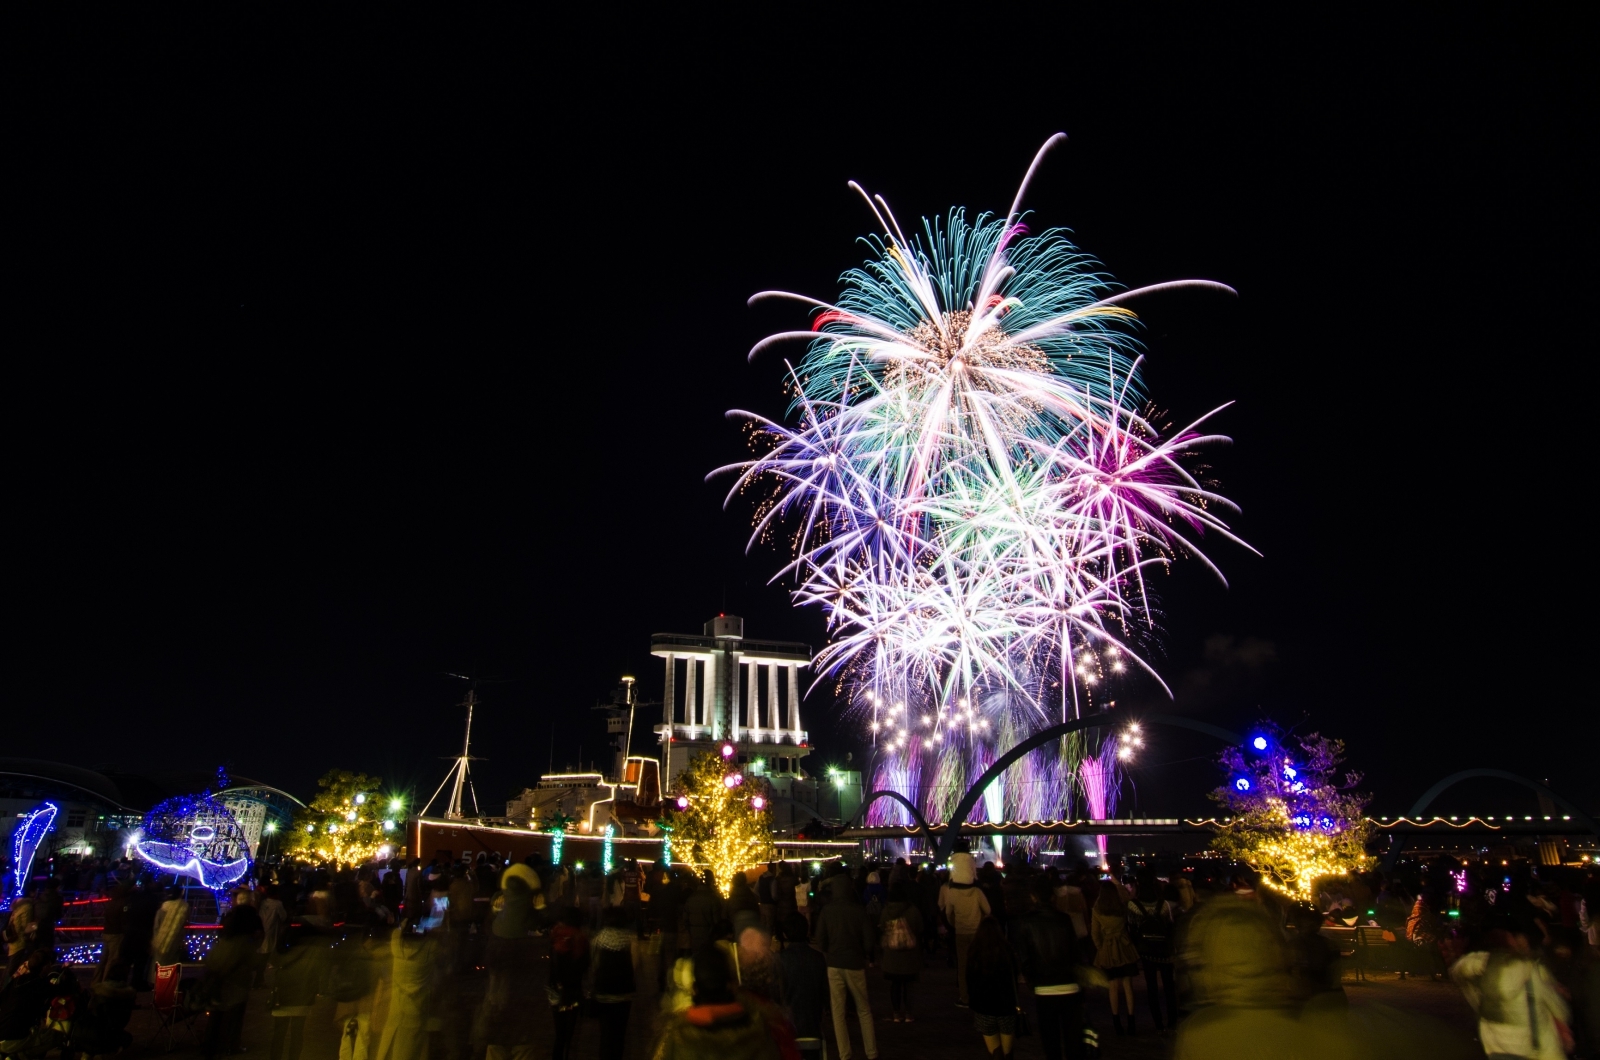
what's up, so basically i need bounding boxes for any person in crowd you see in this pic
[331,908,384,1060]
[31,880,61,965]
[685,873,723,955]
[758,863,779,932]
[940,852,991,1007]
[4,893,36,979]
[151,886,191,970]
[590,905,637,1060]
[1090,878,1141,1035]
[1051,871,1089,949]
[878,880,923,1023]
[257,883,288,986]
[1404,888,1445,976]
[1452,924,1572,1060]
[122,878,160,990]
[375,916,435,1060]
[976,863,1007,923]
[729,874,762,937]
[917,866,944,960]
[268,913,333,1060]
[476,864,540,1060]
[1011,876,1086,1060]
[774,862,798,929]
[548,906,589,1060]
[95,879,134,984]
[737,921,783,1005]
[777,911,828,1043]
[649,945,794,1060]
[966,917,1019,1059]
[815,873,878,1060]
[200,903,263,1060]
[654,868,688,992]
[862,871,886,921]
[1126,871,1178,1031]
[1174,895,1316,1058]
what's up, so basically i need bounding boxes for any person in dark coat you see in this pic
[683,875,723,954]
[268,919,333,1060]
[653,869,687,991]
[814,875,878,1060]
[477,867,540,1060]
[877,881,924,1022]
[966,917,1019,1058]
[547,906,588,1060]
[776,913,828,1041]
[201,905,263,1060]
[589,905,637,1060]
[1009,878,1085,1060]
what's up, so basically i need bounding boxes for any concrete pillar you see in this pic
[764,663,776,738]
[789,663,803,741]
[746,662,759,738]
[663,654,676,726]
[685,657,699,731]
[730,653,741,742]
[708,652,722,741]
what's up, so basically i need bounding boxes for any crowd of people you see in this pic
[1,847,1598,1059]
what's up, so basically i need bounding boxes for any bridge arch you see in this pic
[845,790,938,853]
[875,713,1246,865]
[1381,768,1600,872]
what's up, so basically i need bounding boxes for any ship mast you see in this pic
[423,686,483,819]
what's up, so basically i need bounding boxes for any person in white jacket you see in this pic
[1451,928,1571,1060]
[938,852,991,1007]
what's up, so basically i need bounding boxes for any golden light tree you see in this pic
[282,769,396,867]
[666,747,775,897]
[1210,723,1372,902]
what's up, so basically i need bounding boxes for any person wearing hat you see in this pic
[939,853,991,1007]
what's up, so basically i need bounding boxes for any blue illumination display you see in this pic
[602,822,615,875]
[549,828,564,866]
[1234,777,1251,792]
[134,795,251,891]
[1251,736,1269,751]
[7,803,58,902]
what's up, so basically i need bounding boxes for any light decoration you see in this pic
[281,770,387,867]
[714,133,1251,832]
[1210,722,1372,902]
[550,828,565,866]
[657,822,673,866]
[666,750,775,897]
[602,822,616,875]
[134,795,251,891]
[7,803,58,903]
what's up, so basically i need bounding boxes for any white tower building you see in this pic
[652,616,813,807]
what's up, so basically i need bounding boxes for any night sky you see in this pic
[7,11,1590,819]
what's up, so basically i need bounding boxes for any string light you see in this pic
[667,751,774,897]
[7,803,58,901]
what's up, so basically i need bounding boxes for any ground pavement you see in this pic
[105,942,1481,1060]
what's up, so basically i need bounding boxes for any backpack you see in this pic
[881,915,915,950]
[1127,900,1172,959]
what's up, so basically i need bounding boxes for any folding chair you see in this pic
[148,962,202,1052]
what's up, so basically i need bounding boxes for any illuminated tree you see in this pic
[1209,723,1372,902]
[282,769,396,867]
[666,748,774,897]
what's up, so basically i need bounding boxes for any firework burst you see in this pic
[714,135,1251,826]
